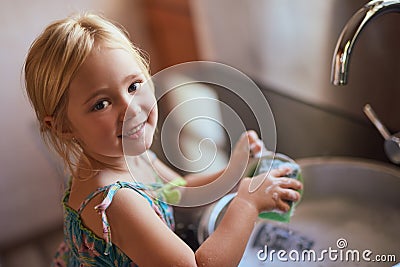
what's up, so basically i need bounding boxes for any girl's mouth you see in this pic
[120,122,146,139]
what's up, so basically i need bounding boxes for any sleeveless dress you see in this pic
[52,152,177,267]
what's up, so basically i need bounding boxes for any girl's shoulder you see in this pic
[68,149,158,209]
[60,179,173,263]
[63,176,174,254]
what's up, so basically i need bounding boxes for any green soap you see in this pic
[162,189,181,205]
[160,177,186,205]
[249,155,303,223]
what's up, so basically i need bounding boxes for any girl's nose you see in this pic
[121,97,141,121]
[128,103,141,117]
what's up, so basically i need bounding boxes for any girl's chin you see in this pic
[121,125,155,155]
[122,138,153,156]
[123,144,147,156]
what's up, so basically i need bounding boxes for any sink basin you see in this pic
[239,157,400,266]
[174,157,400,266]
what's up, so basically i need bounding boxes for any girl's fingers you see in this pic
[247,130,259,143]
[270,168,302,190]
[276,198,291,212]
[270,167,292,177]
[246,130,264,155]
[273,189,300,212]
[249,142,262,156]
[279,188,301,202]
[276,178,303,190]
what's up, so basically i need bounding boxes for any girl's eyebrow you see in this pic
[83,88,110,105]
[124,72,143,83]
[83,72,144,105]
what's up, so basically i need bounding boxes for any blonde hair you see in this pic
[24,12,151,178]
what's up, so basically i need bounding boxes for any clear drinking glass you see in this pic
[248,152,303,222]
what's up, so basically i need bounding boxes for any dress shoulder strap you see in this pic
[76,181,153,255]
[76,181,151,217]
[93,181,152,255]
[76,184,110,215]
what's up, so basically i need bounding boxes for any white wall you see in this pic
[0,0,114,248]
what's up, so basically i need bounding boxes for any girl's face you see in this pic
[67,45,157,166]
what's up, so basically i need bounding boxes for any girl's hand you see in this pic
[232,130,265,158]
[236,167,303,213]
[227,130,266,178]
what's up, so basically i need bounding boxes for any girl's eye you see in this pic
[128,82,141,93]
[93,100,111,111]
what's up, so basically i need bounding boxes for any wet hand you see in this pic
[232,130,265,158]
[224,130,265,182]
[236,167,303,213]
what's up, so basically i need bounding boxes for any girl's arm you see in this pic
[152,157,225,187]
[152,130,264,188]
[106,168,302,267]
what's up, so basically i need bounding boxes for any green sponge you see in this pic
[160,177,187,205]
[247,153,303,222]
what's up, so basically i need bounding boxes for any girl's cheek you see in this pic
[149,107,158,125]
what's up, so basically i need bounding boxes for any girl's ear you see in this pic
[43,116,74,140]
[43,116,53,129]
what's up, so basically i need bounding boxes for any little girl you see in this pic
[24,13,302,267]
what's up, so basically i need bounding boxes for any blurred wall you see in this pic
[0,0,206,251]
[190,0,400,162]
[0,0,143,249]
[3,0,399,253]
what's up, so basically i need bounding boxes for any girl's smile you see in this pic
[121,121,146,139]
[67,44,157,167]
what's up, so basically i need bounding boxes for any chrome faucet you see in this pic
[331,0,400,86]
[331,0,400,164]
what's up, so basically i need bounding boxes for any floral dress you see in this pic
[52,152,182,266]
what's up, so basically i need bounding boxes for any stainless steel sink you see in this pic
[174,157,400,266]
[239,157,400,266]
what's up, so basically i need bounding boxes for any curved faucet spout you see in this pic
[331,0,400,86]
